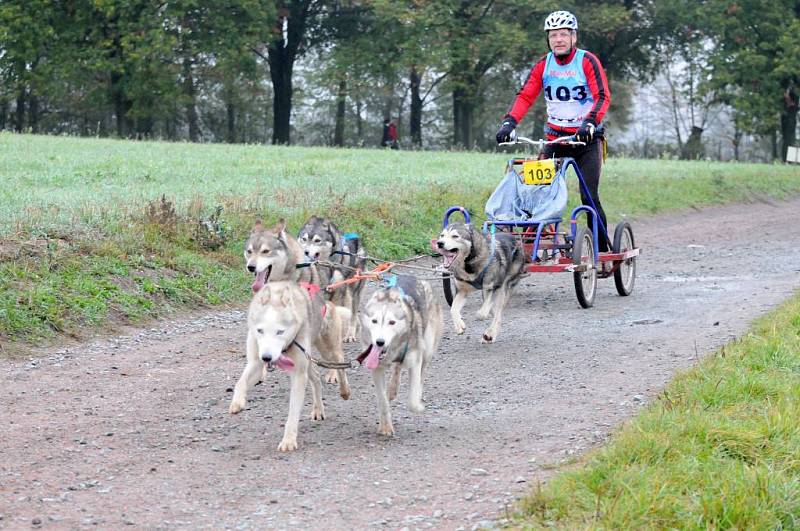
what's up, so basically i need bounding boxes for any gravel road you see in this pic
[3,197,800,530]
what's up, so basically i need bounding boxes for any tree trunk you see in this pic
[227,101,236,143]
[270,60,292,144]
[680,126,704,160]
[780,86,799,162]
[14,88,25,133]
[354,98,362,141]
[409,66,422,147]
[109,30,132,138]
[0,99,7,130]
[333,78,346,147]
[267,2,315,145]
[452,86,474,148]
[28,93,39,133]
[183,57,199,142]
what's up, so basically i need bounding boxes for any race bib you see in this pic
[521,159,556,185]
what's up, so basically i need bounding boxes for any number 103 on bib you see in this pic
[522,159,556,185]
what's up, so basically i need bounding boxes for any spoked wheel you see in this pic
[572,226,597,308]
[613,221,637,296]
[442,274,456,307]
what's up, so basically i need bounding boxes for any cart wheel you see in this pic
[442,274,456,307]
[613,221,636,296]
[572,227,596,308]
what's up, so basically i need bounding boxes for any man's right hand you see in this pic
[496,117,517,144]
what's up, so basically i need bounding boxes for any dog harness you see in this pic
[300,281,327,317]
[458,225,497,289]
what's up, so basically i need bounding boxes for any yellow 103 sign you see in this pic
[521,159,556,185]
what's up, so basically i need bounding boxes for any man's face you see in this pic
[548,29,576,55]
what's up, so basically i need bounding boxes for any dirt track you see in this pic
[3,197,800,530]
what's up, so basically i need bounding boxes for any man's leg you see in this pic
[575,141,609,252]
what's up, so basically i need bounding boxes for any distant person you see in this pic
[381,117,399,149]
[387,120,399,150]
[496,10,611,251]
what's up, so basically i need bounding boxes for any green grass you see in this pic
[517,292,800,529]
[1,132,799,345]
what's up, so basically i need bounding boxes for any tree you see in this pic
[703,0,800,161]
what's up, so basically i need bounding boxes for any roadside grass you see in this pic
[1,132,799,346]
[517,292,800,529]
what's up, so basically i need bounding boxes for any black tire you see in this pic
[442,274,456,307]
[613,221,637,296]
[572,227,597,308]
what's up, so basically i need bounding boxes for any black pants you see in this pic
[542,138,609,251]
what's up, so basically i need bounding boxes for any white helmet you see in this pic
[544,11,578,31]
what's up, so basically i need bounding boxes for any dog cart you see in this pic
[435,135,639,309]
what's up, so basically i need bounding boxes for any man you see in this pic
[496,10,611,251]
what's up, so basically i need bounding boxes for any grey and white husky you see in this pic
[436,222,526,343]
[229,280,351,452]
[358,276,443,436]
[244,219,320,293]
[298,215,367,342]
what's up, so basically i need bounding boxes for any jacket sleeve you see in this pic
[581,51,611,125]
[505,58,546,124]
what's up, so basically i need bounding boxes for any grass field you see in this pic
[1,132,799,345]
[517,291,800,529]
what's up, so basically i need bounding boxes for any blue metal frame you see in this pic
[441,155,611,264]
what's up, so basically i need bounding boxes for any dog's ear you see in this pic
[274,218,287,236]
[375,290,387,301]
[251,220,263,233]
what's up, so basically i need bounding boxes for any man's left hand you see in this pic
[575,121,596,144]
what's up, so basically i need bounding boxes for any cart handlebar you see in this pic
[498,132,585,148]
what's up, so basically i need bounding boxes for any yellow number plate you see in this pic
[521,159,556,185]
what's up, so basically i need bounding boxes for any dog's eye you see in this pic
[452,235,459,239]
[371,319,378,324]
[388,320,396,326]
[262,248,271,254]
[246,249,252,255]
[276,329,284,336]
[256,328,264,334]
[313,237,321,243]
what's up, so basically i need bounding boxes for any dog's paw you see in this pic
[277,438,298,452]
[229,398,245,414]
[481,330,496,343]
[453,320,466,335]
[388,387,398,402]
[343,335,358,343]
[339,385,351,401]
[377,423,395,436]
[311,407,325,421]
[325,370,339,384]
[408,400,425,413]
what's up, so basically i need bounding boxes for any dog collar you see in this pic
[282,339,306,355]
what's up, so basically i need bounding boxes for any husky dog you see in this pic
[229,281,351,452]
[436,222,526,343]
[358,276,443,436]
[244,219,320,293]
[298,215,367,342]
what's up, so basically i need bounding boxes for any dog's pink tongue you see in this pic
[365,345,382,371]
[251,269,267,293]
[274,355,294,371]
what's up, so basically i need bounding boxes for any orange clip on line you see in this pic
[326,262,395,292]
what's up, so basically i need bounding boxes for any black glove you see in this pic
[575,120,596,143]
[496,117,518,144]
